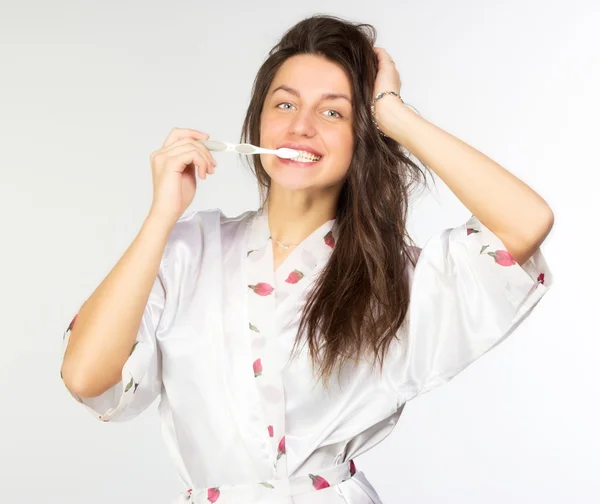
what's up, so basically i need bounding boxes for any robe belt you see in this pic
[181,459,356,503]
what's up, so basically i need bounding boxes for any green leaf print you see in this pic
[124,376,135,393]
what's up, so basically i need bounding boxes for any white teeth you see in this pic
[292,150,322,162]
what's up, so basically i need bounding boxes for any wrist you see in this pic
[375,98,415,140]
[371,91,404,137]
[144,209,177,236]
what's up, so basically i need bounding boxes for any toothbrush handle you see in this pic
[199,139,231,152]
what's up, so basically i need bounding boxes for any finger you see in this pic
[374,47,394,62]
[167,150,206,174]
[163,138,217,165]
[169,147,213,178]
[198,160,212,180]
[162,142,217,167]
[197,145,217,171]
[199,150,217,178]
[161,137,203,151]
[162,127,210,148]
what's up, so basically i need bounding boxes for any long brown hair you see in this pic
[240,14,434,390]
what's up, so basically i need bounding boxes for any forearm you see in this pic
[377,99,554,264]
[61,213,173,398]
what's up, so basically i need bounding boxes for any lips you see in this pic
[277,142,324,158]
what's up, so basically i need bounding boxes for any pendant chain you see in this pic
[271,237,299,250]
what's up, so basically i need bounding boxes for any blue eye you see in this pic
[276,103,343,118]
[325,110,342,118]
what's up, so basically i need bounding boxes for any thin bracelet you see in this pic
[370,91,403,138]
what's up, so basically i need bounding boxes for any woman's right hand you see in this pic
[147,127,217,227]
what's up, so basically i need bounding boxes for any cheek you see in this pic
[342,132,355,162]
[327,131,354,171]
[260,112,285,145]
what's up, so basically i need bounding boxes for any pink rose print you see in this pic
[268,425,274,437]
[479,245,516,266]
[276,436,286,460]
[67,314,78,332]
[253,358,263,377]
[487,249,516,266]
[467,227,479,236]
[324,230,335,248]
[248,283,274,296]
[309,474,330,490]
[285,269,304,284]
[207,487,220,503]
[537,272,545,284]
[350,459,356,476]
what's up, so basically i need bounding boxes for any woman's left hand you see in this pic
[373,47,402,98]
[372,47,404,134]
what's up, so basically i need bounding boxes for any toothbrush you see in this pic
[200,139,300,159]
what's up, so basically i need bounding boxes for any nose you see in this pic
[287,108,317,137]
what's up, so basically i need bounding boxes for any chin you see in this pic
[263,157,346,194]
[268,173,318,193]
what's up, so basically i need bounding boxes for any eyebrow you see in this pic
[271,85,352,104]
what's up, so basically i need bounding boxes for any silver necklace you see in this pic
[271,237,299,250]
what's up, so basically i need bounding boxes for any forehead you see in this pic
[269,54,352,99]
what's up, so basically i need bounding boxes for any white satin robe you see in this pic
[61,208,552,504]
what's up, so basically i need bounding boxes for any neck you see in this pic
[265,187,338,245]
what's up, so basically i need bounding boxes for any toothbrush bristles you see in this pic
[276,147,301,159]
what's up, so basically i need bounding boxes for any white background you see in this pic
[1,0,598,502]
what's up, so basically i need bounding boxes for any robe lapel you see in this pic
[244,209,338,480]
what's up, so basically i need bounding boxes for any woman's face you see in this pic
[259,54,355,195]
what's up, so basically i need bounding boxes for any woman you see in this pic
[60,14,553,504]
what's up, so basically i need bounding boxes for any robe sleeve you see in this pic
[387,214,552,403]
[60,268,166,422]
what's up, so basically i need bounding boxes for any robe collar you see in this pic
[246,206,339,261]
